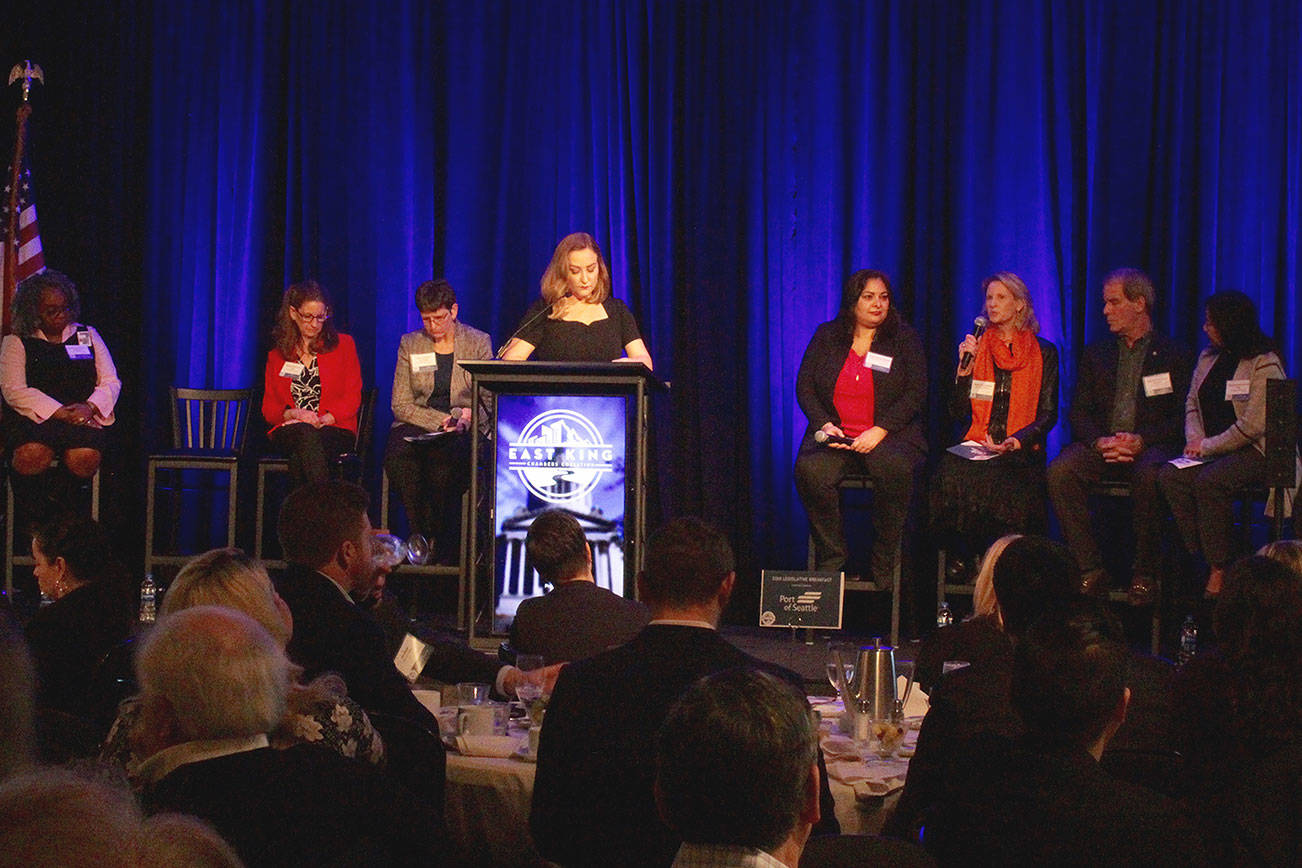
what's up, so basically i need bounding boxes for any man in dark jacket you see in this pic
[1048,268,1192,604]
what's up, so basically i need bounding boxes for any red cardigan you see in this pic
[262,333,363,436]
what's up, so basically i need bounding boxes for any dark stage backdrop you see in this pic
[5,0,1300,617]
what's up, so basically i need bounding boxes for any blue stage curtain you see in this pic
[107,0,1301,576]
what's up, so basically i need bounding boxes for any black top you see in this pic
[1198,351,1240,439]
[1067,330,1193,448]
[516,297,642,362]
[795,318,929,454]
[427,351,454,412]
[951,336,1060,451]
[21,331,98,406]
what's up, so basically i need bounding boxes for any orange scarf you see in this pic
[963,329,1043,443]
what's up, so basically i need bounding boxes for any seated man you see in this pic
[273,480,532,729]
[923,601,1204,865]
[510,508,649,663]
[530,517,838,868]
[134,606,443,866]
[1047,268,1192,603]
[656,668,822,868]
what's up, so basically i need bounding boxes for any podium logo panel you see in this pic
[507,409,615,503]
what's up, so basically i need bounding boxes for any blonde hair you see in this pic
[973,534,1022,621]
[540,232,611,315]
[163,549,290,648]
[982,272,1039,334]
[1259,540,1302,580]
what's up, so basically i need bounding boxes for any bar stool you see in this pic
[379,468,468,629]
[5,462,100,600]
[806,474,904,646]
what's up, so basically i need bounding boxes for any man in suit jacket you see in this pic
[920,601,1203,865]
[510,509,649,663]
[529,518,838,868]
[384,278,492,560]
[1047,268,1193,603]
[134,606,444,867]
[273,480,510,732]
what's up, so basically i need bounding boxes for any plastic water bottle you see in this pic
[139,574,157,624]
[936,601,953,628]
[1178,615,1197,665]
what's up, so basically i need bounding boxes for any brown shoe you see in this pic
[1128,575,1156,607]
[1079,568,1109,597]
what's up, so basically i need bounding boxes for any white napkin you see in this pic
[454,735,521,758]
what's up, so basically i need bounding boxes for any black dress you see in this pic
[516,297,642,362]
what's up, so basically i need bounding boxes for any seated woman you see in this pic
[24,515,134,722]
[1158,290,1296,597]
[794,269,927,590]
[930,272,1059,562]
[102,548,383,781]
[912,534,1019,695]
[0,271,121,511]
[384,279,491,561]
[500,232,653,367]
[261,280,362,488]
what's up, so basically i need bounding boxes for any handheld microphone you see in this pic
[814,429,855,447]
[495,290,572,359]
[957,315,988,371]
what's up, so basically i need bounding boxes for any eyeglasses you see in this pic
[292,307,330,324]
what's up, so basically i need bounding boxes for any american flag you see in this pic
[3,107,45,334]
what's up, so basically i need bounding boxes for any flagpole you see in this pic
[3,60,43,335]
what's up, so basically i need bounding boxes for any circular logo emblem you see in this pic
[507,409,614,504]
[759,611,776,627]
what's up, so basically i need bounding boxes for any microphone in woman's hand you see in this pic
[814,429,855,447]
[958,316,988,370]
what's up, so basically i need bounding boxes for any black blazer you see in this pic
[1067,331,1193,449]
[509,580,649,665]
[951,336,1060,452]
[24,579,134,720]
[796,317,928,454]
[274,563,441,731]
[530,624,840,868]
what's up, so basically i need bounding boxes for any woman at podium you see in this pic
[500,232,653,369]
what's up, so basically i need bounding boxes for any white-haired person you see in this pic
[102,549,382,781]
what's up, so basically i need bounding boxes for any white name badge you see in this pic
[410,352,439,373]
[278,361,305,380]
[970,379,995,401]
[65,344,92,360]
[863,351,893,373]
[1225,379,1251,402]
[1142,372,1173,397]
[76,330,93,346]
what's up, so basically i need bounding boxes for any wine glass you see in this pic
[371,533,407,569]
[405,534,431,565]
[825,643,855,701]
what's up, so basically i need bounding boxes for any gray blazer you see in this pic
[390,322,492,431]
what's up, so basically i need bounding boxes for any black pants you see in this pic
[1047,442,1174,577]
[1157,447,1267,568]
[793,436,922,580]
[383,424,471,560]
[270,423,356,489]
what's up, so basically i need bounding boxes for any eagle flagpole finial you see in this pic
[8,61,44,103]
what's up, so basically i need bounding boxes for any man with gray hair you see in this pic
[135,606,443,866]
[656,668,822,868]
[1048,268,1192,604]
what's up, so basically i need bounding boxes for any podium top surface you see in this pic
[460,360,666,392]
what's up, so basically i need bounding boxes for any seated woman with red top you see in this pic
[794,269,928,585]
[262,280,362,488]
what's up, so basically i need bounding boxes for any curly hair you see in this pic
[272,280,340,360]
[10,270,80,336]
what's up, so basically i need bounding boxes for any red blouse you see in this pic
[832,349,874,437]
[262,333,363,435]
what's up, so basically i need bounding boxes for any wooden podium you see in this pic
[459,361,666,640]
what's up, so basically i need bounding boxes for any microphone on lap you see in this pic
[814,429,855,447]
[957,315,988,372]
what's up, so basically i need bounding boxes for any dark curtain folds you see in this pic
[4,0,1300,604]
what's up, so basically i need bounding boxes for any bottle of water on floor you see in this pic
[936,601,953,629]
[139,573,157,624]
[1178,615,1197,665]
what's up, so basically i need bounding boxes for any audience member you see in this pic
[0,613,36,781]
[1047,268,1191,603]
[922,601,1204,865]
[23,514,134,723]
[530,517,838,868]
[0,766,241,868]
[134,606,443,867]
[656,668,822,868]
[1259,538,1302,578]
[102,549,383,781]
[913,534,1019,694]
[510,509,649,663]
[1174,555,1302,864]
